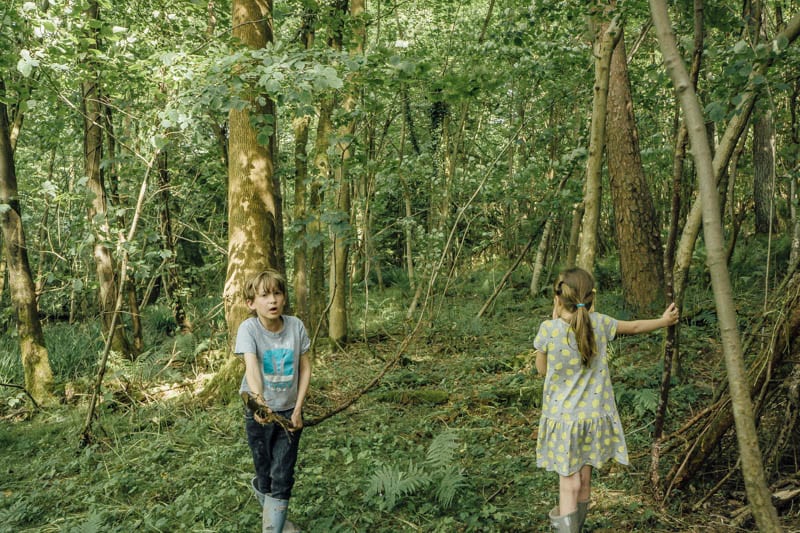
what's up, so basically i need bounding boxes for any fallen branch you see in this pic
[0,382,40,410]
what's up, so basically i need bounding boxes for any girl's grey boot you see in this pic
[262,495,288,533]
[577,500,590,531]
[548,506,581,533]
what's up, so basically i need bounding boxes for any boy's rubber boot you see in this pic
[548,506,581,533]
[577,500,590,531]
[263,495,288,533]
[253,479,300,532]
[251,477,266,507]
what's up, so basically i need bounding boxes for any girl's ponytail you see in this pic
[556,269,597,366]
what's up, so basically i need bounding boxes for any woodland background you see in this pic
[2,0,800,531]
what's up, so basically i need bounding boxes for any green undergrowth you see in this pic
[0,264,788,532]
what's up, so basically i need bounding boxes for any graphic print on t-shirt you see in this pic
[262,348,295,390]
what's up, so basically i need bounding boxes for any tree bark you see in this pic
[293,114,311,325]
[650,2,782,529]
[223,0,280,335]
[157,150,191,333]
[328,0,365,345]
[104,104,144,352]
[791,78,800,266]
[200,0,282,401]
[529,217,553,297]
[309,97,332,341]
[577,14,620,273]
[290,5,315,325]
[0,78,53,404]
[752,105,776,234]
[566,201,583,269]
[606,23,664,311]
[82,0,132,358]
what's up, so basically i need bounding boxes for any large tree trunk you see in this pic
[82,0,132,358]
[203,0,280,401]
[577,15,620,273]
[0,79,53,404]
[650,2,782,529]
[606,24,664,311]
[223,0,280,337]
[328,0,365,345]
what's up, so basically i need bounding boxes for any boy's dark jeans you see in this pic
[245,407,303,501]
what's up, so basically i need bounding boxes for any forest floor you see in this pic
[2,270,800,532]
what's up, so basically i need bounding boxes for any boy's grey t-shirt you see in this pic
[235,315,310,411]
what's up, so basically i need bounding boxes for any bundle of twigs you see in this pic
[241,391,295,432]
[660,265,800,501]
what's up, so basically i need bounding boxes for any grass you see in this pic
[0,265,796,532]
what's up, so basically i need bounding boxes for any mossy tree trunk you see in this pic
[0,77,53,404]
[204,0,282,401]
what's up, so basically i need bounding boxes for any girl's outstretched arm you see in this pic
[616,303,679,335]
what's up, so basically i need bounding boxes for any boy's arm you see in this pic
[290,353,311,430]
[535,350,547,376]
[616,303,679,335]
[244,352,274,424]
[243,352,264,399]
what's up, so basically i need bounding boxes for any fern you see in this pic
[365,430,467,511]
[433,465,466,509]
[630,388,659,417]
[425,430,459,470]
[365,463,432,511]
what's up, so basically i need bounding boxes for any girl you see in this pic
[534,268,678,532]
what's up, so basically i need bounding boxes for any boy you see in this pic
[236,269,311,533]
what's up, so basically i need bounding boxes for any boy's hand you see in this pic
[290,410,304,431]
[241,392,294,430]
[662,303,679,326]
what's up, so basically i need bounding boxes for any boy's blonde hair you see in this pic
[555,268,596,366]
[244,269,287,303]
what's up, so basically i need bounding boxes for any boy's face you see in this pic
[247,281,286,324]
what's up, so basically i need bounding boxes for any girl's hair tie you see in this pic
[576,303,585,308]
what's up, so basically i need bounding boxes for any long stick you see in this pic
[0,382,40,410]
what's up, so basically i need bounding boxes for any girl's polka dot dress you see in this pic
[534,313,628,476]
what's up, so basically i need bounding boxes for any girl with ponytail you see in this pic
[534,267,679,532]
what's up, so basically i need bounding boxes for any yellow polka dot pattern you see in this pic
[533,313,627,476]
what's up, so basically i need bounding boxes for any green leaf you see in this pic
[704,101,725,122]
[17,50,38,77]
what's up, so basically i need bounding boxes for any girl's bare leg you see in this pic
[558,471,581,515]
[578,464,592,502]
